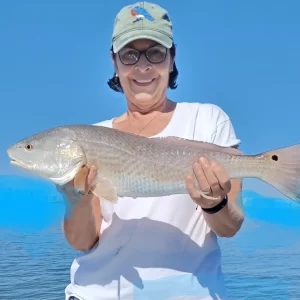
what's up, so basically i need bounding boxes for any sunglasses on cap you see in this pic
[118,45,168,65]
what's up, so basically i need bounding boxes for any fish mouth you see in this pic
[10,158,29,169]
[8,155,33,169]
[7,148,30,169]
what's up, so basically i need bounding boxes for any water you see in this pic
[219,220,300,299]
[1,175,300,299]
[1,219,300,299]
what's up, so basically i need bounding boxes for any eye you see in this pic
[25,144,33,151]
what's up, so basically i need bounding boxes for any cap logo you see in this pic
[130,6,155,23]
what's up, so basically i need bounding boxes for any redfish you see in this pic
[7,125,300,203]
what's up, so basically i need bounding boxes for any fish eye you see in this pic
[25,144,33,151]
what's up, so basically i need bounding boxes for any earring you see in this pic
[112,74,123,92]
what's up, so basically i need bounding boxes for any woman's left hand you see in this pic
[185,157,231,208]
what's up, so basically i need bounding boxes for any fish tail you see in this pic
[259,144,300,202]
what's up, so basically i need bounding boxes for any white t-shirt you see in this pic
[64,102,241,300]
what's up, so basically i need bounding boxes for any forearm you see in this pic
[58,185,102,251]
[202,179,244,237]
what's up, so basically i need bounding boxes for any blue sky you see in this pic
[1,0,300,199]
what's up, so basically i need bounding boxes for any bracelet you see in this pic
[201,195,228,214]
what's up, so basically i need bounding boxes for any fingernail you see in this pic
[200,157,208,165]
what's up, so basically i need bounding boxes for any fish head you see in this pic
[7,127,86,185]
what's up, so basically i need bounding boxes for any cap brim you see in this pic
[112,29,173,53]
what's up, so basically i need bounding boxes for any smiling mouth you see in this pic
[133,79,155,86]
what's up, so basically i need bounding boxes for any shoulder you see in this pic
[201,103,241,147]
[177,102,230,123]
[182,102,241,147]
[194,102,231,125]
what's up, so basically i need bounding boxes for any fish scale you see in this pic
[79,134,186,196]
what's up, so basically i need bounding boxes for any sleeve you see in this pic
[211,106,241,147]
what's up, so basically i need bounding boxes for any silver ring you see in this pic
[200,188,212,194]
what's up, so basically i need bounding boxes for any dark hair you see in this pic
[107,43,178,93]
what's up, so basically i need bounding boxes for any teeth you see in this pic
[135,79,153,83]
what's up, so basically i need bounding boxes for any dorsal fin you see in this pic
[151,136,243,156]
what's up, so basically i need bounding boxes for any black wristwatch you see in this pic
[201,195,228,214]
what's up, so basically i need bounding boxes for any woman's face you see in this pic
[113,39,174,110]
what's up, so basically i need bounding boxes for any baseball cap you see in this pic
[111,1,173,53]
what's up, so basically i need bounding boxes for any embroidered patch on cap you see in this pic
[130,6,155,23]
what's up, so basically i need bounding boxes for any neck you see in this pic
[113,98,177,136]
[127,98,174,120]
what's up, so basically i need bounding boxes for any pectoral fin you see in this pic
[90,178,119,204]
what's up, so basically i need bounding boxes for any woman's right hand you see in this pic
[72,165,98,195]
[60,165,102,251]
[56,165,98,198]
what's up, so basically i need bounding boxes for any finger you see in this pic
[209,160,231,194]
[185,175,199,200]
[199,157,222,197]
[73,165,89,192]
[193,161,210,193]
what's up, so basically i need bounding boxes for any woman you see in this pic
[60,2,244,300]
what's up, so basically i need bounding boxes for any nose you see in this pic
[134,54,152,72]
